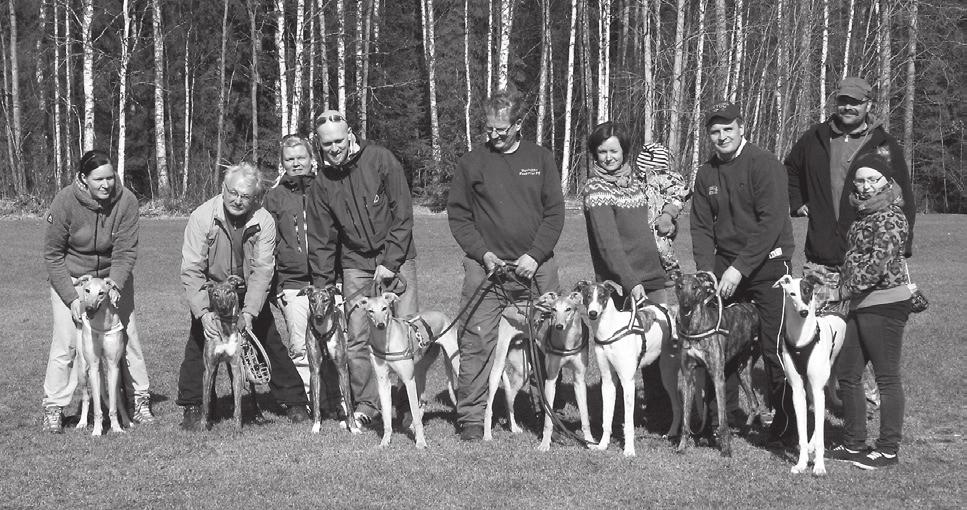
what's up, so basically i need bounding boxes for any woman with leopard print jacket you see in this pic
[835,152,914,470]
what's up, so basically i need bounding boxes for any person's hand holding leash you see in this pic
[482,251,506,273]
[373,264,395,282]
[631,284,647,303]
[201,311,220,337]
[796,204,810,216]
[69,298,84,324]
[718,266,743,300]
[240,311,255,333]
[654,213,675,236]
[513,254,538,280]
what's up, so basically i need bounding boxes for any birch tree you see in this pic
[81,0,93,152]
[876,0,892,131]
[248,0,259,157]
[420,0,441,165]
[36,0,49,172]
[596,0,611,123]
[667,0,687,158]
[714,0,727,100]
[902,0,916,173]
[727,0,744,103]
[463,0,472,151]
[842,0,855,78]
[217,0,230,175]
[642,0,655,141]
[496,0,514,90]
[318,0,330,111]
[275,0,290,135]
[560,0,578,194]
[819,0,829,119]
[536,0,550,144]
[53,0,63,188]
[691,0,708,172]
[337,0,347,112]
[290,0,306,133]
[486,0,493,98]
[117,0,133,184]
[152,0,170,197]
[5,0,24,193]
[182,30,193,198]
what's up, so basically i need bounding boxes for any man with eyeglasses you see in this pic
[177,162,311,430]
[306,110,417,426]
[447,88,564,441]
[785,77,917,436]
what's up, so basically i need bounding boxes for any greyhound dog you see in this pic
[774,274,846,476]
[673,271,764,457]
[358,292,461,448]
[482,312,531,441]
[75,275,130,435]
[201,275,260,433]
[299,284,362,435]
[531,291,595,451]
[578,280,681,457]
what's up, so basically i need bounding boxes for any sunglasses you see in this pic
[314,112,345,125]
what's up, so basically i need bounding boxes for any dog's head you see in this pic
[358,292,398,330]
[772,274,823,318]
[536,291,583,331]
[574,280,621,321]
[674,271,718,312]
[76,275,118,317]
[202,275,245,320]
[299,284,342,334]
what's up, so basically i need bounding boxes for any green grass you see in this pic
[2,212,965,508]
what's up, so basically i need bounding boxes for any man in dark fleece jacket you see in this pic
[447,88,565,441]
[307,110,417,424]
[691,102,797,447]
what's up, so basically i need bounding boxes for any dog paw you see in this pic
[91,428,103,437]
[509,424,523,435]
[812,465,827,477]
[416,440,428,449]
[593,442,609,452]
[311,422,321,434]
[790,464,808,474]
[536,441,551,452]
[623,449,637,458]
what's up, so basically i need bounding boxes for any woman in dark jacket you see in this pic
[832,152,914,470]
[42,150,153,433]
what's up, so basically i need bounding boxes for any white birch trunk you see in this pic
[337,0,347,112]
[903,0,916,175]
[183,32,192,198]
[355,0,364,130]
[690,0,708,175]
[536,0,550,144]
[877,0,891,131]
[560,0,578,195]
[842,0,855,79]
[81,0,93,153]
[642,0,654,141]
[486,0,493,98]
[496,0,514,90]
[291,0,306,132]
[596,0,611,124]
[249,0,259,157]
[714,0,727,100]
[53,0,63,188]
[360,0,372,138]
[6,0,24,193]
[308,0,314,124]
[728,0,744,103]
[667,0,687,159]
[117,0,132,184]
[420,0,441,165]
[464,0,472,151]
[152,0,169,197]
[217,0,229,174]
[318,0,330,110]
[65,3,78,161]
[276,0,290,134]
[819,0,829,120]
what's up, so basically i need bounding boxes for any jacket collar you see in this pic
[72,179,122,212]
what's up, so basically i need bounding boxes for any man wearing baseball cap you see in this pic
[691,101,797,448]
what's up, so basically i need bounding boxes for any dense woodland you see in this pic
[0,0,964,213]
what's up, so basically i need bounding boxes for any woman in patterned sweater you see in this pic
[835,152,914,470]
[583,122,667,305]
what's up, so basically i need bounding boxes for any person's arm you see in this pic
[842,213,905,295]
[690,168,715,272]
[181,210,212,319]
[784,138,809,216]
[447,155,490,262]
[584,202,639,290]
[242,210,276,317]
[731,156,790,277]
[526,150,565,263]
[43,192,78,307]
[377,150,414,273]
[306,181,338,287]
[107,190,139,292]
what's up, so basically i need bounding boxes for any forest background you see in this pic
[0,0,963,213]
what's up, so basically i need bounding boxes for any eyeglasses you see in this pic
[314,112,345,125]
[853,175,884,187]
[225,188,254,202]
[485,125,514,136]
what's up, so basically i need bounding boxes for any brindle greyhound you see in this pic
[673,271,764,457]
[201,275,261,433]
[75,275,130,435]
[299,284,362,435]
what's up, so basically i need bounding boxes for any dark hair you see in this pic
[482,87,526,123]
[587,122,631,156]
[78,150,112,177]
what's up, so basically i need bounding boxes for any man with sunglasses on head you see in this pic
[447,88,564,441]
[306,110,417,426]
[178,162,310,430]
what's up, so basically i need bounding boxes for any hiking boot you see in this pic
[131,395,156,424]
[459,423,484,442]
[181,405,202,431]
[852,449,899,470]
[42,406,63,434]
[286,405,310,424]
[826,443,867,462]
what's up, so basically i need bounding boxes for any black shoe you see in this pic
[851,449,899,470]
[826,443,868,462]
[459,424,484,442]
[181,405,202,431]
[286,405,310,423]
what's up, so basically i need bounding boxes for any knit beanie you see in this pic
[850,152,895,182]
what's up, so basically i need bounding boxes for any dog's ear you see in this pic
[76,275,92,286]
[297,285,313,297]
[573,280,591,293]
[382,292,399,303]
[567,291,584,305]
[669,269,683,284]
[604,280,623,296]
[802,273,823,289]
[226,275,246,291]
[696,272,717,292]
[357,296,370,308]
[772,274,793,289]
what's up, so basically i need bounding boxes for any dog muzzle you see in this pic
[799,310,809,318]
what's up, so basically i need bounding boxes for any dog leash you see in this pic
[678,293,731,341]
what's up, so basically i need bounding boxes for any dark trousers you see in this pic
[713,256,795,438]
[838,309,907,454]
[177,303,309,407]
[455,256,559,427]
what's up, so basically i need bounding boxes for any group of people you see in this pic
[41,77,914,471]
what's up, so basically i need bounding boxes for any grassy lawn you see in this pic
[1,211,964,508]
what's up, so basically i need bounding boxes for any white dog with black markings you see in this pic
[774,274,847,476]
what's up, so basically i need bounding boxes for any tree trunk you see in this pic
[877,0,892,131]
[560,0,578,194]
[580,0,593,127]
[641,0,654,141]
[36,0,50,187]
[902,0,916,176]
[420,0,441,166]
[336,0,347,112]
[357,0,372,138]
[318,0,330,111]
[117,0,132,185]
[53,0,63,189]
[249,0,260,158]
[275,0,290,135]
[486,0,493,98]
[463,0,472,151]
[152,0,169,198]
[842,0,855,78]
[774,0,790,155]
[596,0,611,123]
[690,0,708,175]
[496,0,514,90]
[727,0,745,103]
[6,0,24,194]
[819,0,829,120]
[217,0,230,177]
[291,0,306,133]
[714,0,727,100]
[536,0,550,144]
[618,0,629,68]
[182,30,193,199]
[81,0,93,153]
[64,2,77,164]
[667,0,687,159]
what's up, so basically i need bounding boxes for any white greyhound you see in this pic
[578,280,681,457]
[774,274,847,476]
